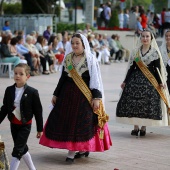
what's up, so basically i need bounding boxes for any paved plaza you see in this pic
[1,61,170,170]
[0,33,170,170]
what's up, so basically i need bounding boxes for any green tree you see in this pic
[0,0,4,15]
[125,0,152,10]
[152,0,167,13]
[3,2,22,14]
[21,0,57,14]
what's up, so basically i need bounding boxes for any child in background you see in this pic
[0,63,43,170]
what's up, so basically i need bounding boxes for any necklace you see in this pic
[74,52,84,57]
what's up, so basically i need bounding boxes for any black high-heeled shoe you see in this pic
[131,129,139,136]
[140,130,146,136]
[66,157,74,163]
[74,151,89,159]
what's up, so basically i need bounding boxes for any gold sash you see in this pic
[66,53,109,139]
[134,52,170,111]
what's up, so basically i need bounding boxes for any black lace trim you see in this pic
[140,45,151,57]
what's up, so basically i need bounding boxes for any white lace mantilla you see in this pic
[129,47,159,67]
[160,41,169,67]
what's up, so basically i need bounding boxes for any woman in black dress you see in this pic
[116,30,170,136]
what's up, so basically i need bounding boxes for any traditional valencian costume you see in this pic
[40,34,112,153]
[116,33,170,127]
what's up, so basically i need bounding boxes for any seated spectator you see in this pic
[57,31,70,54]
[18,30,26,43]
[102,34,110,49]
[30,31,37,44]
[0,35,20,66]
[109,34,122,63]
[9,37,27,64]
[115,35,130,62]
[35,35,53,74]
[83,23,93,34]
[57,33,62,42]
[48,35,64,72]
[13,30,18,37]
[16,35,35,76]
[93,33,110,65]
[5,30,13,39]
[87,34,100,61]
[24,35,41,75]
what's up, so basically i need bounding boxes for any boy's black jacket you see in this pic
[0,84,43,132]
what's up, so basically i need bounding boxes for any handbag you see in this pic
[0,136,9,170]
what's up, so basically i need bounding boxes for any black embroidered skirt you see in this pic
[45,79,98,142]
[116,69,162,120]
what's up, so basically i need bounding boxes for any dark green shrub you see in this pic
[56,22,96,33]
[108,9,119,28]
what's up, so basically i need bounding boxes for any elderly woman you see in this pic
[24,35,41,75]
[35,35,53,74]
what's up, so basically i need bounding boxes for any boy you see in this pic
[0,63,43,170]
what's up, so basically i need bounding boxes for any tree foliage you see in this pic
[3,2,22,14]
[125,0,167,13]
[57,22,95,33]
[0,0,4,15]
[21,0,57,14]
[125,0,152,11]
[152,0,167,13]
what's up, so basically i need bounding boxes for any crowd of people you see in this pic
[126,5,170,38]
[0,22,129,77]
[1,27,170,169]
[97,1,169,40]
[0,25,66,76]
[1,4,170,170]
[97,1,129,29]
[0,23,114,169]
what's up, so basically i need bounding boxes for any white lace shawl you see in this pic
[126,34,167,83]
[128,47,159,67]
[160,31,169,67]
[62,33,105,102]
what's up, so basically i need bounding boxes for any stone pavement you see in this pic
[1,61,170,170]
[0,33,170,170]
